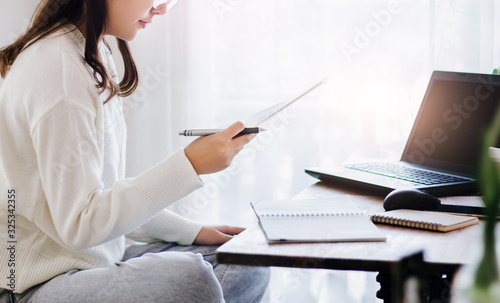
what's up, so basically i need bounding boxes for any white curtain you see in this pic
[123,0,500,224]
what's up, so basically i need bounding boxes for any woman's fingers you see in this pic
[218,121,246,139]
[216,225,245,236]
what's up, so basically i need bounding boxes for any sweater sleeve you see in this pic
[32,99,203,250]
[126,209,203,245]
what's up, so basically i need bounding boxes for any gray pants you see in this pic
[0,242,270,303]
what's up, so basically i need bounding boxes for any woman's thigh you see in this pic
[124,242,270,303]
[25,251,224,303]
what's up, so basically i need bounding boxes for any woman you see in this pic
[0,0,269,302]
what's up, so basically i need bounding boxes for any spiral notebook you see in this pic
[250,198,386,243]
[370,209,479,232]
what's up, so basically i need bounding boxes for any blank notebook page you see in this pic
[252,197,386,243]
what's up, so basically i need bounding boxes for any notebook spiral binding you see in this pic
[260,211,365,217]
[371,215,440,231]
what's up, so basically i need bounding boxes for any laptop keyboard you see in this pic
[346,162,470,186]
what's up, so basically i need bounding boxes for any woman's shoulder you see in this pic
[15,25,93,83]
[7,26,99,111]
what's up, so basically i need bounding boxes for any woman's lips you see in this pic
[139,20,150,28]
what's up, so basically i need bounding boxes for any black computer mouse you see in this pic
[383,188,441,211]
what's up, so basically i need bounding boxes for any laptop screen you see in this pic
[401,71,500,176]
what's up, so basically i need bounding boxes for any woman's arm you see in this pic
[32,99,251,250]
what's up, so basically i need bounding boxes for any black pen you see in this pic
[179,127,267,137]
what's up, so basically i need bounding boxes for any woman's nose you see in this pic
[151,3,168,15]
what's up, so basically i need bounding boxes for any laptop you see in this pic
[305,71,500,197]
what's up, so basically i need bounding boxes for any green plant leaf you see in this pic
[473,96,500,289]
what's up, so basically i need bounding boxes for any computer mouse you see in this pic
[383,188,441,211]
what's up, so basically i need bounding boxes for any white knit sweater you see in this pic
[0,26,204,293]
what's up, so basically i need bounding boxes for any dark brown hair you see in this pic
[0,0,139,103]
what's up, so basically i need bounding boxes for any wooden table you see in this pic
[215,182,486,302]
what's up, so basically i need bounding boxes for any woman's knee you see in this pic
[218,264,271,303]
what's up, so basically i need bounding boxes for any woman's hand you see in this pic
[184,121,255,175]
[193,225,245,245]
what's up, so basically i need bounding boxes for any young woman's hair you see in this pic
[0,0,139,103]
